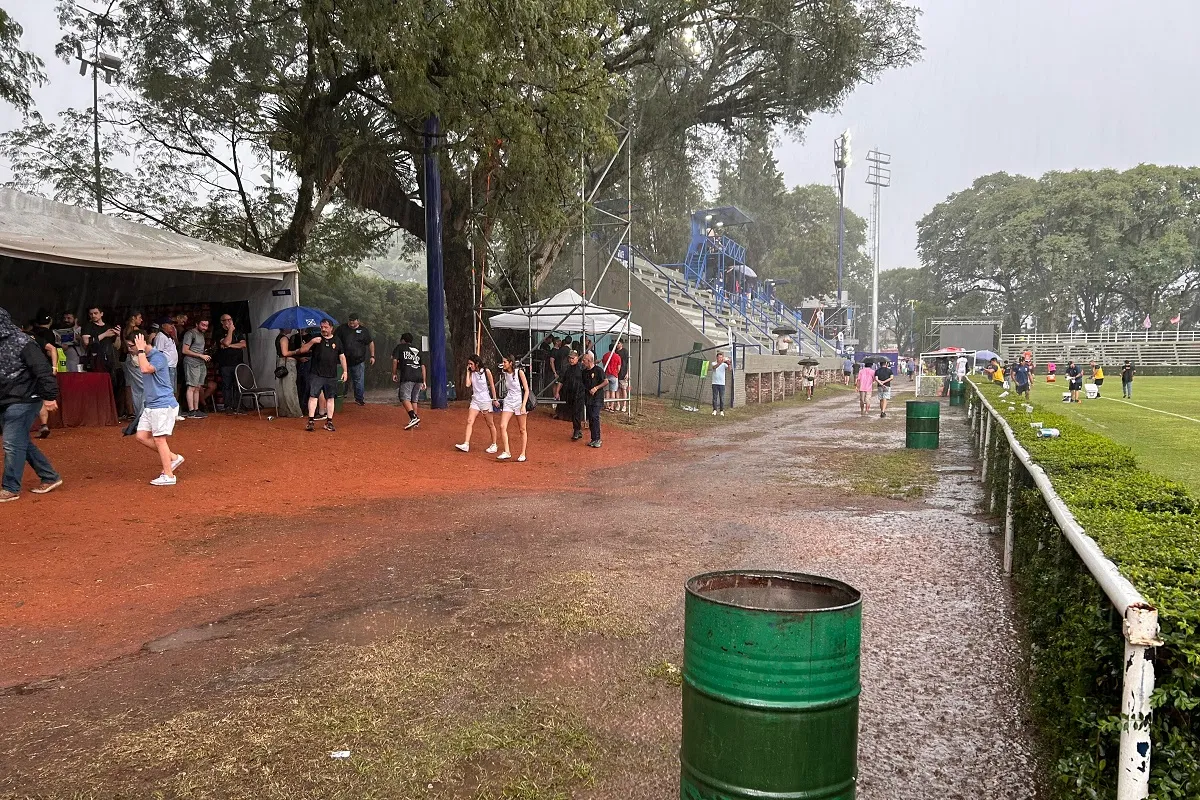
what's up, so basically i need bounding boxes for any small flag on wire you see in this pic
[1144,314,1153,329]
[1171,313,1182,325]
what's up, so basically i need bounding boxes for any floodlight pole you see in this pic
[833,132,851,319]
[865,148,891,352]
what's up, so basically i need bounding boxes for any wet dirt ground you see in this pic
[0,391,1043,799]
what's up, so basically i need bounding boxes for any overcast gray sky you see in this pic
[776,0,1200,270]
[5,1,1200,272]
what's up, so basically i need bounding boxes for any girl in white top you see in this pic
[496,354,531,462]
[455,354,499,454]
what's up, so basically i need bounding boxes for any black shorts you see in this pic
[1069,379,1083,391]
[308,373,337,399]
[1095,378,1104,386]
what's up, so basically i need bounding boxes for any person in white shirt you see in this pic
[710,351,732,416]
[955,354,968,380]
[152,319,184,420]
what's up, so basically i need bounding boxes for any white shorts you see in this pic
[470,397,493,413]
[502,393,525,415]
[138,406,178,437]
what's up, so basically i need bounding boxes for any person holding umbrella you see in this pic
[798,358,818,400]
[260,306,337,419]
[274,328,304,417]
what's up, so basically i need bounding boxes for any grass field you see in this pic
[1031,376,1200,492]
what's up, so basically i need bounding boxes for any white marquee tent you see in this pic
[0,188,298,385]
[488,288,642,338]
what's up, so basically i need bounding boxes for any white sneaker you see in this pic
[150,473,176,486]
[720,411,724,416]
[485,443,498,454]
[171,454,185,471]
[712,409,718,415]
[517,455,526,462]
[175,414,186,422]
[454,443,469,452]
[497,452,511,461]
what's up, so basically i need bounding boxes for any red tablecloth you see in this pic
[53,372,119,428]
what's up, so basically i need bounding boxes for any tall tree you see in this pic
[0,7,44,112]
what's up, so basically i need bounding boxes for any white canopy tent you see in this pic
[0,188,298,386]
[488,288,642,338]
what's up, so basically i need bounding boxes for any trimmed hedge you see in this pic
[971,383,1199,800]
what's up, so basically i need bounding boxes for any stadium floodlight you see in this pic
[833,130,853,315]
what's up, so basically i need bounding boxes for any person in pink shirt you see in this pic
[855,361,875,416]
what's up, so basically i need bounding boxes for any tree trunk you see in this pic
[442,234,478,385]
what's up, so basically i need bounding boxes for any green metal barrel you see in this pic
[905,400,940,449]
[681,571,862,800]
[948,380,965,406]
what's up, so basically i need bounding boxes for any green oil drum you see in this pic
[681,571,862,800]
[905,400,940,449]
[948,380,965,407]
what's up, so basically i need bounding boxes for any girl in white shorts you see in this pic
[455,354,499,454]
[497,354,530,462]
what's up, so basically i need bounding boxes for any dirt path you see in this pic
[0,391,1042,799]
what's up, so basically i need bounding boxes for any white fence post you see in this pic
[1003,449,1015,574]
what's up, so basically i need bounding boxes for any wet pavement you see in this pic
[0,389,1043,798]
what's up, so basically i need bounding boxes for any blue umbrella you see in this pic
[259,306,337,330]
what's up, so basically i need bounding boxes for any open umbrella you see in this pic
[259,306,337,330]
[796,358,820,367]
[862,355,890,366]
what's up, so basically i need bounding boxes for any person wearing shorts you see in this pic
[855,361,875,416]
[602,344,621,412]
[180,320,210,418]
[615,340,630,412]
[455,354,499,453]
[1012,359,1031,400]
[1066,360,1083,403]
[841,357,852,386]
[1091,362,1104,397]
[873,361,894,418]
[127,330,184,486]
[392,332,426,430]
[496,354,530,462]
[803,364,817,399]
[299,319,346,431]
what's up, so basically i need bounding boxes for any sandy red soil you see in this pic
[0,403,659,687]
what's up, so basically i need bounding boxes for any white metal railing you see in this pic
[1001,330,1200,345]
[968,382,1162,800]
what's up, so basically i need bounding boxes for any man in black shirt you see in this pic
[580,352,607,447]
[1066,360,1082,403]
[29,313,57,439]
[873,360,894,418]
[391,332,426,429]
[1121,360,1135,399]
[335,314,374,406]
[553,337,571,407]
[300,319,347,431]
[215,313,248,413]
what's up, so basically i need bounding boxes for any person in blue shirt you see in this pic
[1012,359,1032,400]
[127,330,184,486]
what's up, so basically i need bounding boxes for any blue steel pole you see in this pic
[424,116,448,409]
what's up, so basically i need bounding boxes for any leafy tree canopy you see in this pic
[0,7,44,112]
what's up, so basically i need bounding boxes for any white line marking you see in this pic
[1099,396,1200,424]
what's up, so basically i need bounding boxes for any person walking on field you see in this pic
[802,363,817,400]
[581,352,607,447]
[874,359,894,418]
[0,308,62,502]
[299,319,347,432]
[335,314,374,406]
[127,330,185,486]
[709,351,731,416]
[1091,362,1105,397]
[1012,358,1032,401]
[496,355,531,462]
[391,332,426,430]
[856,360,875,416]
[1066,360,1083,403]
[1121,360,1135,399]
[560,350,586,440]
[455,355,500,453]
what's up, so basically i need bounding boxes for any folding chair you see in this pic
[234,363,278,419]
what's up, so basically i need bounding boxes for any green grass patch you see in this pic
[1034,376,1200,493]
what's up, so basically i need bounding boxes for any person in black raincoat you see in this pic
[558,349,585,440]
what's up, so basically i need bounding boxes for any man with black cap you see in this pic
[335,314,374,405]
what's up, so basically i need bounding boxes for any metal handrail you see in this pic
[968,380,1159,800]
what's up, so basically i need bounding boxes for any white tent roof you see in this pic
[0,188,296,279]
[489,288,642,337]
